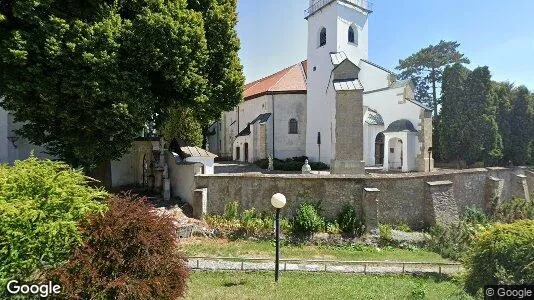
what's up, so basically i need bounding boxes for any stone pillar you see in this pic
[362,187,380,234]
[192,188,207,219]
[425,180,458,227]
[330,89,365,174]
[511,173,530,201]
[382,138,389,171]
[484,176,504,215]
[416,109,434,172]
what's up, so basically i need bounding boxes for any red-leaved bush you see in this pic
[49,193,189,299]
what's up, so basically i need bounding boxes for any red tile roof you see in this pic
[244,61,307,100]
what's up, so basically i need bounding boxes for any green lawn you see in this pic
[185,271,471,300]
[179,237,452,263]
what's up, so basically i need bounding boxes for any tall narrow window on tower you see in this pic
[348,25,358,44]
[319,27,326,47]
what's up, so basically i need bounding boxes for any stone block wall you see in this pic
[195,167,531,228]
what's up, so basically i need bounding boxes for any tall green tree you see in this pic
[491,81,514,164]
[509,86,531,165]
[160,107,203,147]
[186,0,245,146]
[463,66,502,165]
[439,63,470,163]
[0,0,208,170]
[396,40,470,116]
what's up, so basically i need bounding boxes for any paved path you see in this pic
[187,257,462,276]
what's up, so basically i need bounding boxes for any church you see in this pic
[207,0,434,172]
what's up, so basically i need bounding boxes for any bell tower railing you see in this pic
[305,0,373,19]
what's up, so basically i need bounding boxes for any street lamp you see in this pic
[271,193,286,282]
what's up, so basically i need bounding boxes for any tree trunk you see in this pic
[431,68,438,116]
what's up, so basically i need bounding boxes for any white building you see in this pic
[0,106,52,164]
[208,0,434,172]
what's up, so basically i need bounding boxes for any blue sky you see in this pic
[236,0,534,90]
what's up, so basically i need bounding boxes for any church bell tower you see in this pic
[304,0,373,164]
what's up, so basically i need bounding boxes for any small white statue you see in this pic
[268,155,274,171]
[301,159,312,174]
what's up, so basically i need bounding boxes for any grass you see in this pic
[185,271,471,300]
[179,237,453,263]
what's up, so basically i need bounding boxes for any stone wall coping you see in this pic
[364,187,380,192]
[516,174,527,178]
[426,180,453,186]
[487,176,504,182]
[486,167,509,171]
[196,167,498,180]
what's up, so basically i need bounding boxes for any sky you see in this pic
[236,0,534,90]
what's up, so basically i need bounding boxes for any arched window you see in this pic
[289,118,298,134]
[319,27,326,47]
[348,25,357,44]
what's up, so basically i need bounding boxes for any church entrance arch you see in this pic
[374,132,384,165]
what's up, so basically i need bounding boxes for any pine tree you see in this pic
[463,67,502,165]
[440,63,470,164]
[509,86,531,165]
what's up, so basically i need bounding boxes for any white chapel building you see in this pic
[208,0,433,172]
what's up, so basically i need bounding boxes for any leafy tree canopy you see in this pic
[0,0,210,170]
[396,40,470,116]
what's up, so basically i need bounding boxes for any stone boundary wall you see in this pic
[195,167,531,228]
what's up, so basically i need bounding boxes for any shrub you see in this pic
[0,157,107,288]
[49,194,189,299]
[493,197,534,223]
[378,224,393,246]
[292,202,325,235]
[325,221,341,234]
[464,220,534,295]
[393,222,412,232]
[337,205,364,236]
[254,157,329,171]
[426,208,489,261]
[223,200,240,220]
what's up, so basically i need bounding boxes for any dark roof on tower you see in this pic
[383,119,418,133]
[236,113,271,137]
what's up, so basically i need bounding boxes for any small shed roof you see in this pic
[333,79,363,91]
[180,146,218,158]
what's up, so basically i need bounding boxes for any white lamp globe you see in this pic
[271,193,287,209]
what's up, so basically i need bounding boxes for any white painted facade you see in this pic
[0,104,53,164]
[208,0,433,172]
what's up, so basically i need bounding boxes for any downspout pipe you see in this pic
[272,95,275,158]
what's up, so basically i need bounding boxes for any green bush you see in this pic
[427,208,489,261]
[337,205,363,236]
[254,157,330,171]
[223,200,240,220]
[48,194,189,299]
[0,157,107,288]
[464,220,534,295]
[378,224,393,246]
[292,202,325,235]
[493,197,534,223]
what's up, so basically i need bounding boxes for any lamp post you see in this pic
[271,193,286,282]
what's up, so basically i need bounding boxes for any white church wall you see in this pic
[358,61,391,92]
[220,109,238,158]
[336,2,369,61]
[237,95,269,133]
[306,2,340,164]
[5,112,52,163]
[363,87,421,129]
[272,94,307,159]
